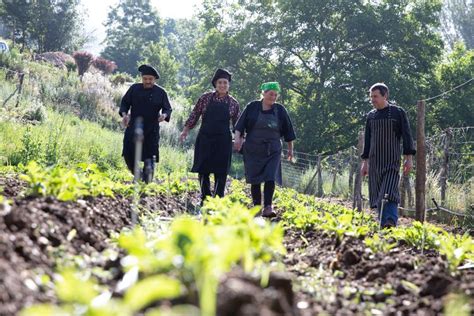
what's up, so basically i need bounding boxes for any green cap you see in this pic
[260,82,281,92]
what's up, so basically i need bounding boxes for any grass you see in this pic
[0,108,193,176]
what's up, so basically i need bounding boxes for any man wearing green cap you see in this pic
[234,82,296,217]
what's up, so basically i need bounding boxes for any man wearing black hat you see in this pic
[180,68,240,205]
[119,64,172,180]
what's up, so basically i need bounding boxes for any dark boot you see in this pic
[382,218,396,229]
[262,205,276,218]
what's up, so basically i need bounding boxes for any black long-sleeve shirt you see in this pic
[234,101,296,142]
[119,83,172,125]
[361,104,416,159]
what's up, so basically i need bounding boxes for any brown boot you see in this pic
[262,205,276,218]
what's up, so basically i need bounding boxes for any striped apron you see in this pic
[368,105,402,209]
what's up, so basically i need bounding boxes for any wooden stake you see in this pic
[440,128,451,203]
[353,130,364,211]
[416,100,426,222]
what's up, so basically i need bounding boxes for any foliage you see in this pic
[65,60,77,73]
[102,0,163,75]
[364,234,398,254]
[93,57,118,75]
[162,18,204,98]
[110,72,134,86]
[194,0,444,153]
[0,0,84,52]
[141,41,179,94]
[19,161,121,201]
[440,0,474,49]
[73,51,94,77]
[432,44,474,130]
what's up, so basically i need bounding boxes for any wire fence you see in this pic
[270,127,473,225]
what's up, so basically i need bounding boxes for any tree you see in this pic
[192,0,444,153]
[433,44,474,129]
[440,0,474,49]
[141,41,179,94]
[163,18,204,98]
[0,0,83,52]
[102,0,162,74]
[0,0,33,49]
[31,0,84,53]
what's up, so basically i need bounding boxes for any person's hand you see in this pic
[234,138,243,152]
[403,156,413,176]
[287,149,294,161]
[179,129,189,143]
[361,160,369,177]
[121,114,130,128]
[158,114,167,122]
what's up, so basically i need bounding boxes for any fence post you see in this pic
[348,146,355,193]
[440,128,451,204]
[303,157,318,195]
[416,100,426,222]
[317,154,323,197]
[353,130,364,211]
[15,72,25,107]
[331,153,340,194]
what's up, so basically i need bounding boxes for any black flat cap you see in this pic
[211,68,232,87]
[138,64,160,79]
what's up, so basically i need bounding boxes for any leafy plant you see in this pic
[16,127,44,165]
[438,233,474,272]
[73,51,94,77]
[19,161,127,201]
[364,234,397,253]
[93,57,117,75]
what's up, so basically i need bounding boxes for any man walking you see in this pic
[120,64,172,181]
[361,83,416,228]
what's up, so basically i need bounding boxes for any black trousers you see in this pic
[251,181,275,207]
[199,173,227,204]
[124,155,155,183]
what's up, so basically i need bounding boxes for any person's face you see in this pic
[142,75,156,88]
[263,90,278,104]
[215,78,230,95]
[370,89,387,109]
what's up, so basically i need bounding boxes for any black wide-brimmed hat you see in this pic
[211,68,232,87]
[138,64,160,79]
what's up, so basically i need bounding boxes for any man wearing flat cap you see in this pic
[180,68,240,205]
[119,64,172,180]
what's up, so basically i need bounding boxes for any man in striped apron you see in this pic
[361,83,416,228]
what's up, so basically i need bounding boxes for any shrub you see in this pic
[65,60,77,73]
[72,51,93,77]
[22,101,47,122]
[110,72,133,86]
[93,57,117,75]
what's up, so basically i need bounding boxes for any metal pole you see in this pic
[132,117,144,224]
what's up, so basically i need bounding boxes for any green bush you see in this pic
[21,100,47,122]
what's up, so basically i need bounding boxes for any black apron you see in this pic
[243,107,282,185]
[123,122,159,162]
[368,105,402,208]
[191,97,232,174]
